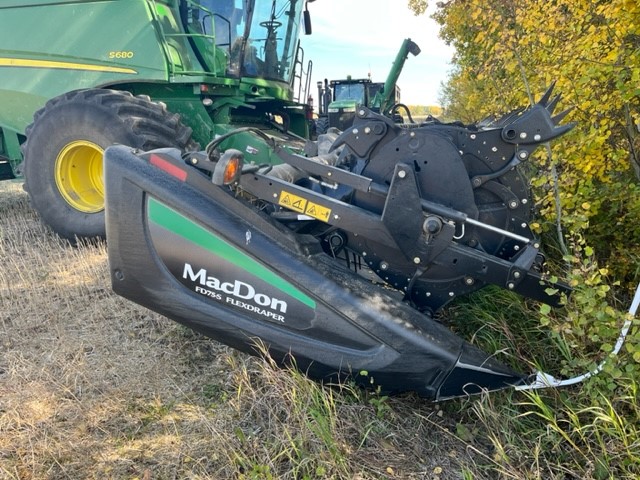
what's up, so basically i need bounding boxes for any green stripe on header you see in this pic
[148,197,316,309]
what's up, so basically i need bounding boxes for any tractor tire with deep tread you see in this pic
[314,117,329,136]
[23,89,199,242]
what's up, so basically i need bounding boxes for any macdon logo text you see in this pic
[182,263,288,320]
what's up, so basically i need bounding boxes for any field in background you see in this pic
[0,181,480,479]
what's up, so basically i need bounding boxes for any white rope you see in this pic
[515,282,640,391]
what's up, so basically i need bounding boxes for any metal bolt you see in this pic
[509,200,518,209]
[513,271,521,279]
[514,245,520,251]
[423,216,443,235]
[333,214,340,220]
[448,291,455,297]
[380,262,388,270]
[413,257,421,264]
[519,132,528,139]
[522,198,528,204]
[470,134,476,140]
[352,128,359,134]
[507,282,515,289]
[426,292,431,297]
[492,146,498,152]
[533,242,540,249]
[398,170,407,179]
[521,222,527,228]
[359,109,366,116]
[473,178,482,187]
[410,131,416,137]
[364,126,371,134]
[464,277,475,285]
[519,151,528,159]
[273,193,278,198]
[534,134,541,141]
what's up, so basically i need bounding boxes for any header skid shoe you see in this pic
[104,145,529,400]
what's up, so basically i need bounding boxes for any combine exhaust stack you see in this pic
[105,86,575,400]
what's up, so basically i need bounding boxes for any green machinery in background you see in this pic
[314,38,420,134]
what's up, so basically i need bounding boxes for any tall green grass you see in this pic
[443,276,640,479]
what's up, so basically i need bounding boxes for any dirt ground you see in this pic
[0,181,482,479]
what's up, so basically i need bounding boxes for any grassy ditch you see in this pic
[1,180,638,479]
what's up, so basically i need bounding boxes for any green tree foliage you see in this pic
[427,0,640,287]
[409,4,640,477]
[439,0,640,357]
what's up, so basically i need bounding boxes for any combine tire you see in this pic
[23,89,198,242]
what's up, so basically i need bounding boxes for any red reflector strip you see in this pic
[149,154,187,181]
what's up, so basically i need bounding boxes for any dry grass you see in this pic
[0,181,478,479]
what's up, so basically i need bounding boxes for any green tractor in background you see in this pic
[0,0,314,241]
[314,38,420,135]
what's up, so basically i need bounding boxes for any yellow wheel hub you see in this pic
[54,140,105,213]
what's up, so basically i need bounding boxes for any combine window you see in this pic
[334,83,365,104]
[195,0,244,48]
[240,0,304,83]
[177,0,303,83]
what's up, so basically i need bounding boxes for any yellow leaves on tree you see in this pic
[427,0,640,283]
[406,0,428,16]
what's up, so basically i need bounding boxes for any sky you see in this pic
[299,0,455,106]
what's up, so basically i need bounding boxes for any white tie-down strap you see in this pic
[516,282,640,391]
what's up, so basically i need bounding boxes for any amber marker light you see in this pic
[212,149,244,186]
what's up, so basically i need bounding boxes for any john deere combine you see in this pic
[0,0,313,240]
[2,0,578,399]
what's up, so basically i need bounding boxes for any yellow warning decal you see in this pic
[305,202,332,222]
[278,191,307,213]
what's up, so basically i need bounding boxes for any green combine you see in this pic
[0,0,312,240]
